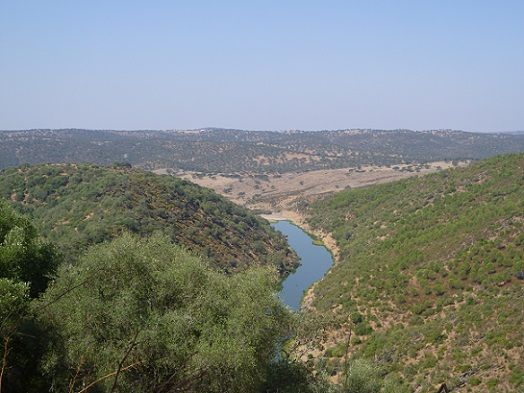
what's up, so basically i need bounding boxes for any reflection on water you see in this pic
[272,221,334,311]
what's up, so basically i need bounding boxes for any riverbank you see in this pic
[268,213,344,383]
[261,210,339,261]
[272,221,334,312]
[261,210,340,312]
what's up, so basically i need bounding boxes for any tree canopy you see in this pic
[38,234,291,393]
[0,202,59,297]
[0,163,296,272]
[0,202,60,392]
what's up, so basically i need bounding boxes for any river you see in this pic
[271,220,334,311]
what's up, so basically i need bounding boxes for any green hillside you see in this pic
[304,154,524,392]
[0,163,296,272]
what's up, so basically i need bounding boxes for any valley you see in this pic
[172,152,524,392]
[3,3,523,391]
[1,133,522,393]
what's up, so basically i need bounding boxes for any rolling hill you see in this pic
[1,128,524,173]
[302,153,524,392]
[0,163,297,272]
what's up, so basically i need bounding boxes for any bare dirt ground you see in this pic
[165,161,468,218]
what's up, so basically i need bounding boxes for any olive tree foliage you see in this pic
[38,234,292,393]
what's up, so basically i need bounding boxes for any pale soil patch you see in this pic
[172,161,468,218]
[152,168,169,175]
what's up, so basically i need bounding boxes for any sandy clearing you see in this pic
[172,161,468,217]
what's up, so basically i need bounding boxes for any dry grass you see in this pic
[169,161,468,216]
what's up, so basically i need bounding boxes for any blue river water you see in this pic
[272,221,334,311]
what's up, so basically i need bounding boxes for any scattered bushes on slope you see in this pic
[0,163,297,272]
[304,153,524,391]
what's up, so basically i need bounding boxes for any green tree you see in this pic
[0,202,60,392]
[38,234,291,393]
[0,202,59,297]
[0,279,30,391]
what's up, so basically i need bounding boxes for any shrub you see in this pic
[38,234,291,393]
[342,359,382,393]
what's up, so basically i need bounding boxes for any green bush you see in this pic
[342,359,382,393]
[38,234,291,393]
[325,342,348,358]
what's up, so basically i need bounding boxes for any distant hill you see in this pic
[303,153,524,391]
[1,128,524,173]
[0,163,297,272]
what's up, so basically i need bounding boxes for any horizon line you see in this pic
[1,127,523,134]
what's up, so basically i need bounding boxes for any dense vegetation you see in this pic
[1,128,524,173]
[2,149,522,392]
[303,153,524,392]
[0,203,404,393]
[0,163,296,272]
[0,202,61,392]
[38,234,291,393]
[0,203,291,393]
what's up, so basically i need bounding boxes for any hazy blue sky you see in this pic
[1,1,523,131]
